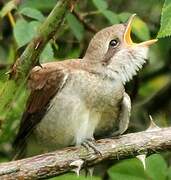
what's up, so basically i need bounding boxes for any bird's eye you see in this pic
[109,39,119,48]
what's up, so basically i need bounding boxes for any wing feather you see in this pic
[13,64,68,159]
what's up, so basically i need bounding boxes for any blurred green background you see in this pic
[0,0,171,179]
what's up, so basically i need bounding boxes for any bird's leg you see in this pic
[112,92,131,137]
[82,137,102,156]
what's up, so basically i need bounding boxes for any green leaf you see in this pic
[14,19,34,47]
[20,7,45,22]
[50,173,100,180]
[132,16,150,41]
[0,82,28,143]
[118,12,131,22]
[29,20,42,32]
[146,154,167,180]
[119,13,150,41]
[157,0,171,38]
[92,0,108,11]
[0,1,16,18]
[19,0,57,11]
[108,158,147,180]
[14,20,41,47]
[40,43,54,62]
[0,81,17,113]
[167,167,171,180]
[66,13,85,41]
[108,154,168,180]
[102,10,119,24]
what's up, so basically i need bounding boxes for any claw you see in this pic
[70,159,84,176]
[82,138,102,156]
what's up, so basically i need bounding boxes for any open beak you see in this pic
[124,14,158,46]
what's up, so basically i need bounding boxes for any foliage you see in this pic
[51,174,100,180]
[0,0,171,179]
[13,6,53,60]
[50,154,171,180]
[108,154,168,180]
[19,7,45,21]
[66,13,85,41]
[0,0,17,18]
[158,0,171,38]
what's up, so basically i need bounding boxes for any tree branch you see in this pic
[10,0,76,80]
[0,0,78,130]
[0,127,171,179]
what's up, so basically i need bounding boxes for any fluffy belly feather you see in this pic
[28,73,124,154]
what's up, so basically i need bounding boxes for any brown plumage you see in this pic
[13,15,157,159]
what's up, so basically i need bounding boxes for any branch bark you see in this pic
[0,127,171,179]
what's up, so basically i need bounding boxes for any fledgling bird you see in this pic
[13,14,157,159]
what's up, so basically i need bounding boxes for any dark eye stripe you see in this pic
[103,38,120,65]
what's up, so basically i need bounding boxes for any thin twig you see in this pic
[73,10,98,33]
[81,10,100,17]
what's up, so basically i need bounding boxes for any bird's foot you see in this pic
[111,130,122,139]
[82,138,102,156]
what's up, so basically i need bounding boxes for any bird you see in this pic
[13,14,157,159]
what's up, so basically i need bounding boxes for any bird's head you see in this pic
[84,14,157,84]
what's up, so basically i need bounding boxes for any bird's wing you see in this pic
[13,63,68,158]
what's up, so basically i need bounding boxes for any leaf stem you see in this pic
[7,12,15,28]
